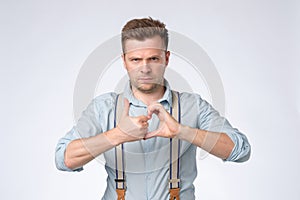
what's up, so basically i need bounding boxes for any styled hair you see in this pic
[121,17,168,53]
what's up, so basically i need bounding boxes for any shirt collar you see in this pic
[123,79,173,107]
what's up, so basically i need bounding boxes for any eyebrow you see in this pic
[127,54,162,59]
[127,56,141,60]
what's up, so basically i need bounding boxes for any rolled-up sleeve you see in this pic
[55,94,113,171]
[197,97,251,162]
[55,128,83,172]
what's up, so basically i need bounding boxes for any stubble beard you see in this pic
[131,77,164,94]
[137,83,160,94]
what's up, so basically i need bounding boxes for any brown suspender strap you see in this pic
[116,188,126,200]
[169,188,180,200]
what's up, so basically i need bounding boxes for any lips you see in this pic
[138,77,153,83]
[139,77,152,80]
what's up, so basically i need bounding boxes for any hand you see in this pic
[144,102,180,139]
[117,98,149,142]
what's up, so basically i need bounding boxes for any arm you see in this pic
[63,128,120,170]
[145,103,233,160]
[59,98,149,171]
[145,98,250,162]
[177,126,234,160]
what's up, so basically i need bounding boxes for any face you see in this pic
[122,36,170,94]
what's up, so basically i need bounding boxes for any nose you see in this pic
[140,60,151,73]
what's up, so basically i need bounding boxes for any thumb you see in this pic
[144,130,159,139]
[122,98,130,117]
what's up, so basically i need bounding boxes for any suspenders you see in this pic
[114,94,126,200]
[169,91,181,200]
[114,91,181,200]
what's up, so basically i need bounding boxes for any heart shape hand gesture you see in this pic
[144,102,180,139]
[117,98,180,143]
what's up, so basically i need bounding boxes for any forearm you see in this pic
[178,125,234,160]
[64,128,122,170]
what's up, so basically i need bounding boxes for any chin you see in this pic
[137,84,158,93]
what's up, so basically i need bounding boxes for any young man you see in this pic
[55,17,251,200]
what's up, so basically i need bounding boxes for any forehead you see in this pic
[124,36,165,54]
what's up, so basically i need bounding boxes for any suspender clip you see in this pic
[115,179,125,183]
[169,178,180,183]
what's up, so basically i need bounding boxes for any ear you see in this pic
[165,51,170,67]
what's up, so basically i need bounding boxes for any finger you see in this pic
[147,104,161,117]
[122,98,130,117]
[147,109,159,118]
[148,104,169,121]
[144,130,160,139]
[147,111,153,119]
[138,115,150,123]
[141,121,149,128]
[139,117,149,129]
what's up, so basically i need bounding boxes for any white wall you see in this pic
[0,0,299,199]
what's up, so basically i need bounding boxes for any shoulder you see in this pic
[176,91,212,113]
[87,92,119,111]
[93,92,118,103]
[176,91,204,103]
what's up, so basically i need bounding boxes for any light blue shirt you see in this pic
[55,80,251,200]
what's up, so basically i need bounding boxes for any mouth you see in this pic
[138,77,153,83]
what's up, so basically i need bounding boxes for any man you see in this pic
[55,17,251,200]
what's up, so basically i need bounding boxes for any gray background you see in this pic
[0,0,299,199]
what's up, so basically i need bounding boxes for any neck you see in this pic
[131,85,166,106]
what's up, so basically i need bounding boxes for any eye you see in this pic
[150,57,159,61]
[130,58,141,62]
